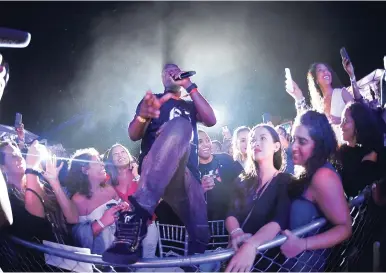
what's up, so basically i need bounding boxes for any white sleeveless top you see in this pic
[329,88,345,144]
[79,199,120,248]
[330,88,346,118]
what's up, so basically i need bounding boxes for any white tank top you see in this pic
[330,88,346,118]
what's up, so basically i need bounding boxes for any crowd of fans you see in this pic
[0,47,386,273]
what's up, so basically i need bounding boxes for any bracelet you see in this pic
[189,88,198,95]
[350,76,356,82]
[185,83,198,93]
[136,115,148,123]
[133,175,140,182]
[96,219,105,229]
[230,227,243,236]
[295,97,306,106]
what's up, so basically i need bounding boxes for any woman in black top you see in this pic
[339,102,384,198]
[225,124,291,272]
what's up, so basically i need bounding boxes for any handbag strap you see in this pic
[240,177,273,229]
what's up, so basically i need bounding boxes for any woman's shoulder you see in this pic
[275,172,294,184]
[311,166,341,190]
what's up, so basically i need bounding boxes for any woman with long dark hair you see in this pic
[280,110,352,272]
[104,144,158,261]
[225,124,291,272]
[67,148,129,255]
[285,59,363,143]
[339,102,384,197]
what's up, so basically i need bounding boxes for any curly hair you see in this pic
[104,143,134,187]
[232,126,250,162]
[289,110,338,197]
[232,124,284,213]
[307,63,343,113]
[65,148,100,199]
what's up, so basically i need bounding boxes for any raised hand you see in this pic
[285,79,304,102]
[138,91,173,119]
[42,153,64,185]
[342,57,355,79]
[25,140,48,169]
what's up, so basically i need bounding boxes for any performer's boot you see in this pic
[102,196,151,265]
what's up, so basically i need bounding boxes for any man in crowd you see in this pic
[198,129,243,222]
[103,64,216,264]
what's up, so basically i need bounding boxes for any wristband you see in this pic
[96,219,105,229]
[25,168,42,177]
[133,175,140,182]
[350,76,356,82]
[136,115,148,123]
[185,83,198,94]
[189,88,198,95]
[230,227,243,236]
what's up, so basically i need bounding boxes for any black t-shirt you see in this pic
[199,153,244,221]
[136,94,200,181]
[228,172,291,234]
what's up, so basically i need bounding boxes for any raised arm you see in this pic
[128,91,173,141]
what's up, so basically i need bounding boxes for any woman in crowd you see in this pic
[280,110,352,272]
[0,140,78,271]
[231,126,250,169]
[285,59,362,143]
[225,124,291,272]
[339,102,384,198]
[104,143,158,260]
[275,125,294,174]
[67,148,128,255]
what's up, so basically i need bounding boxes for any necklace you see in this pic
[252,171,278,201]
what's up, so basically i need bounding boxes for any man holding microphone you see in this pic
[103,64,217,264]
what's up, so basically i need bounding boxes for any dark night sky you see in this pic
[0,1,385,155]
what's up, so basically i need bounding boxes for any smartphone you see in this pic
[14,112,22,128]
[285,68,293,92]
[262,113,271,124]
[340,47,350,62]
[106,203,117,209]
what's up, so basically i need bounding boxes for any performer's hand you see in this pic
[169,70,192,89]
[138,91,173,119]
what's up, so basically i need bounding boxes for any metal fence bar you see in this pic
[7,189,369,269]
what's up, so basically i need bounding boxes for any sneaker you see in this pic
[102,196,151,265]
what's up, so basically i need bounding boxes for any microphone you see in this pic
[0,27,31,48]
[174,71,196,80]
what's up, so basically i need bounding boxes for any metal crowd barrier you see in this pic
[0,185,383,272]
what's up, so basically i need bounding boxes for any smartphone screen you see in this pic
[340,47,350,61]
[14,112,22,128]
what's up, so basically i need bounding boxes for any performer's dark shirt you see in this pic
[135,93,200,181]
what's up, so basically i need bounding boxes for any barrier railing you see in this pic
[0,185,383,272]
